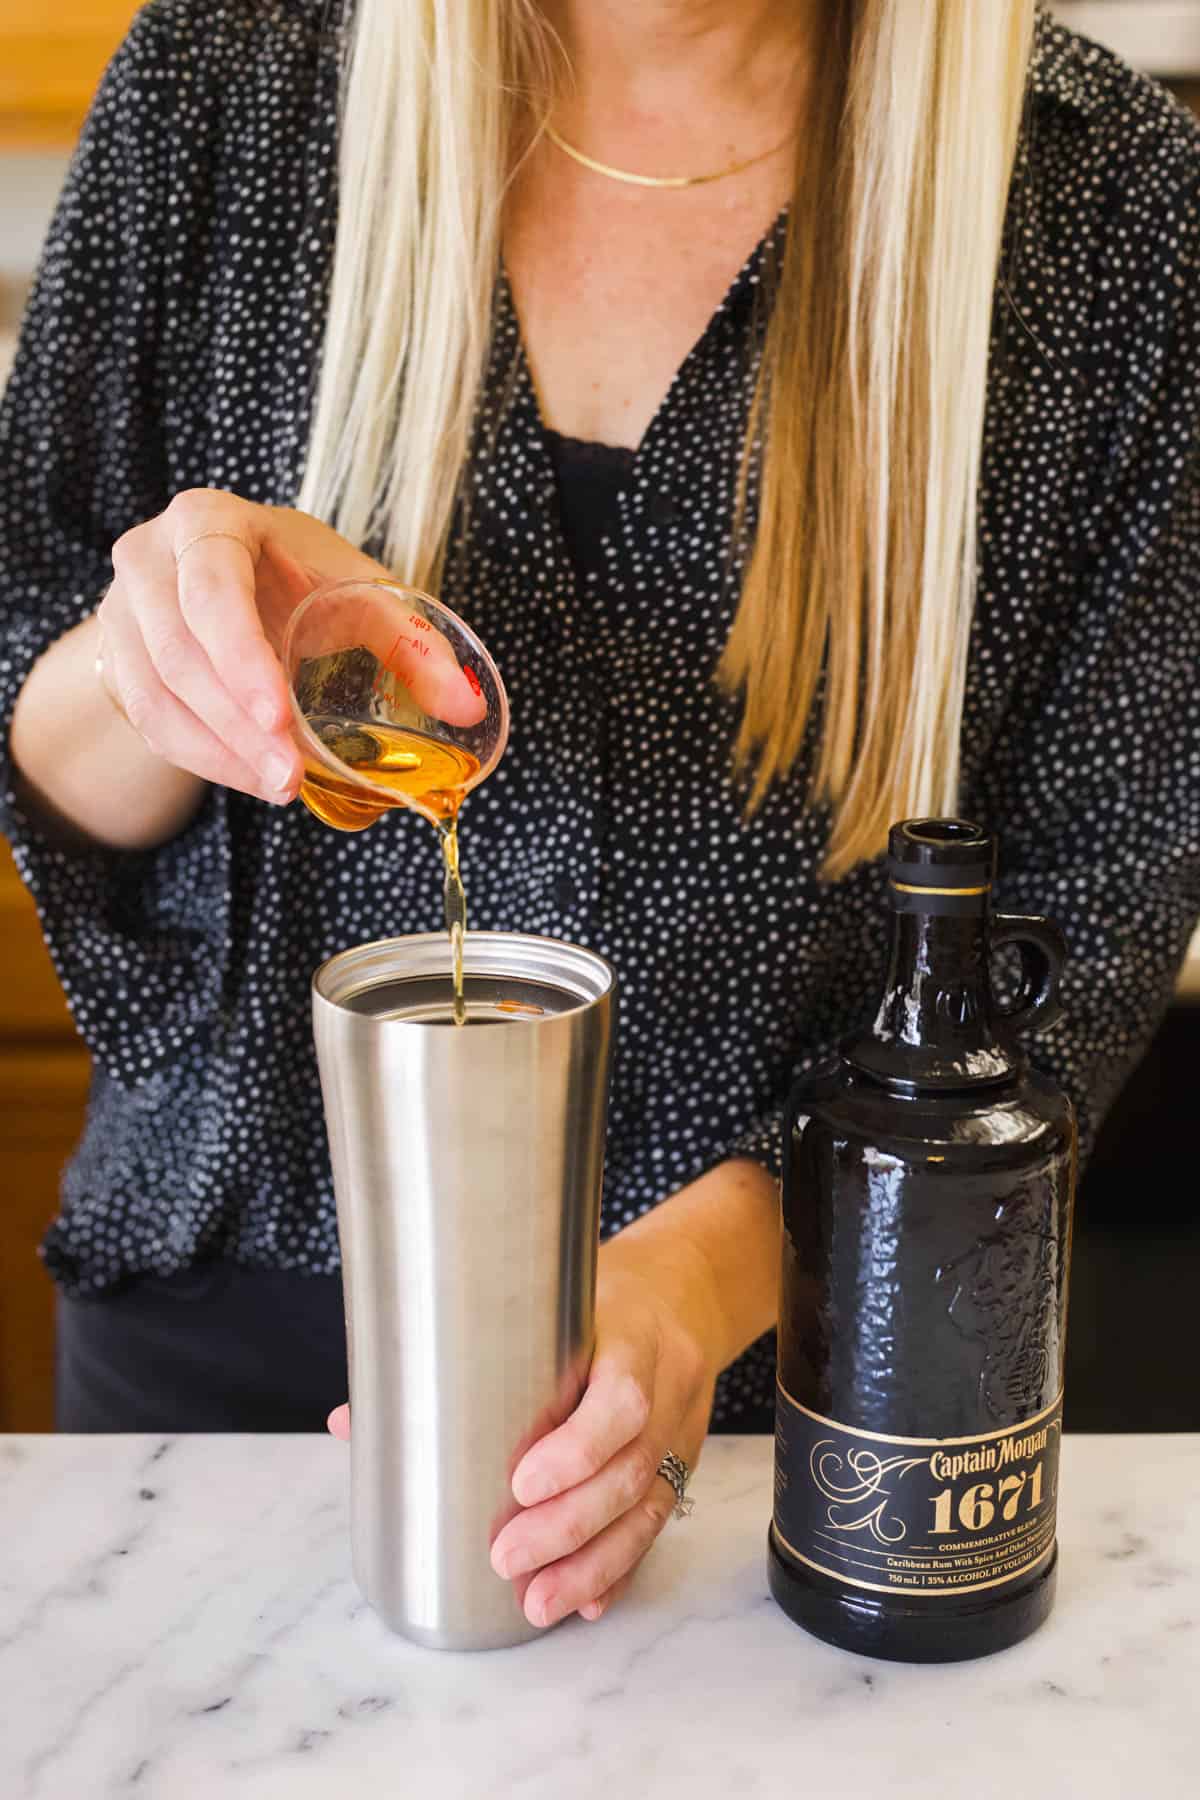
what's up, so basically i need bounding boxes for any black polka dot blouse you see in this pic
[1,3,1198,1427]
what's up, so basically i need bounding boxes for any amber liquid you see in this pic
[299,718,480,1026]
[299,718,480,829]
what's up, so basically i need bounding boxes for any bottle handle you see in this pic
[990,914,1068,1037]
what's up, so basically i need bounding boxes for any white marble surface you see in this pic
[1,1433,1197,1799]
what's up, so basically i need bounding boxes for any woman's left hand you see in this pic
[329,1159,779,1628]
[486,1236,722,1629]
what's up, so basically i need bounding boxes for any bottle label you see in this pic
[774,1382,1063,1598]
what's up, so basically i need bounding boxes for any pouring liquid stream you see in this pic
[298,716,480,1024]
[439,819,467,1029]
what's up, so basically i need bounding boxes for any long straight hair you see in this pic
[299,0,1037,876]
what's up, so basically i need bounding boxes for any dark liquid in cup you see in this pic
[343,973,579,1026]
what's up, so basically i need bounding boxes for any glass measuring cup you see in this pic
[281,579,509,832]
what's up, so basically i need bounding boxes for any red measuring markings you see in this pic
[409,614,431,632]
[379,627,429,668]
[372,666,414,691]
[373,631,416,693]
[391,633,431,660]
[464,665,482,698]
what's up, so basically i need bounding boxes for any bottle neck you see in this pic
[874,909,991,1050]
[845,901,1021,1092]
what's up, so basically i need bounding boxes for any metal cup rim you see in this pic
[312,930,617,1020]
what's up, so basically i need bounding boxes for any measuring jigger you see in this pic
[312,931,616,1650]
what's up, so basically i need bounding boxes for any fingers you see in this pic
[490,1265,717,1631]
[122,562,300,797]
[492,1432,661,1579]
[326,1404,350,1441]
[106,491,304,801]
[101,588,293,804]
[254,539,327,651]
[580,1573,631,1624]
[406,654,489,730]
[355,599,489,729]
[520,1481,675,1630]
[174,533,292,732]
[494,1343,682,1630]
[510,1357,652,1507]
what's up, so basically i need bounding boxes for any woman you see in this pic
[2,0,1197,1633]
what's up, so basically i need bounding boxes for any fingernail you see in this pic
[252,695,281,732]
[496,1545,535,1581]
[514,1470,554,1507]
[264,752,294,791]
[528,1594,555,1630]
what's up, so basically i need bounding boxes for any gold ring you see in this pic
[174,529,254,566]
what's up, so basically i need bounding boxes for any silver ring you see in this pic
[656,1450,694,1520]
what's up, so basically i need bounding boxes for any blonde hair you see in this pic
[299,0,1037,876]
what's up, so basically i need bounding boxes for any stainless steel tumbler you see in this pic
[312,930,616,1650]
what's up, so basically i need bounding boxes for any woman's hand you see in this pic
[96,488,392,807]
[486,1235,722,1628]
[327,1159,781,1630]
[328,1235,722,1626]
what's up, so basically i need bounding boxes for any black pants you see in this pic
[56,1263,349,1431]
[56,1261,774,1434]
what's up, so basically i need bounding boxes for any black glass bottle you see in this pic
[769,819,1077,1663]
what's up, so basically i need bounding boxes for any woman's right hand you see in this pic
[97,488,393,807]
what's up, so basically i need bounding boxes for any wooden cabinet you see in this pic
[0,839,89,1429]
[0,2,139,149]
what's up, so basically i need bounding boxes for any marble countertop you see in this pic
[2,1433,1196,1799]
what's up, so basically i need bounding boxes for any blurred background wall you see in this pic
[1,2,141,1432]
[1,2,1198,1429]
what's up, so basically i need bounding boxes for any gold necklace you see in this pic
[544,121,795,190]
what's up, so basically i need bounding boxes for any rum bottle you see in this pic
[770,818,1076,1661]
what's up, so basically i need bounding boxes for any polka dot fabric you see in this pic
[0,3,1198,1427]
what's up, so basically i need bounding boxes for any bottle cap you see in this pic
[887,819,996,897]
